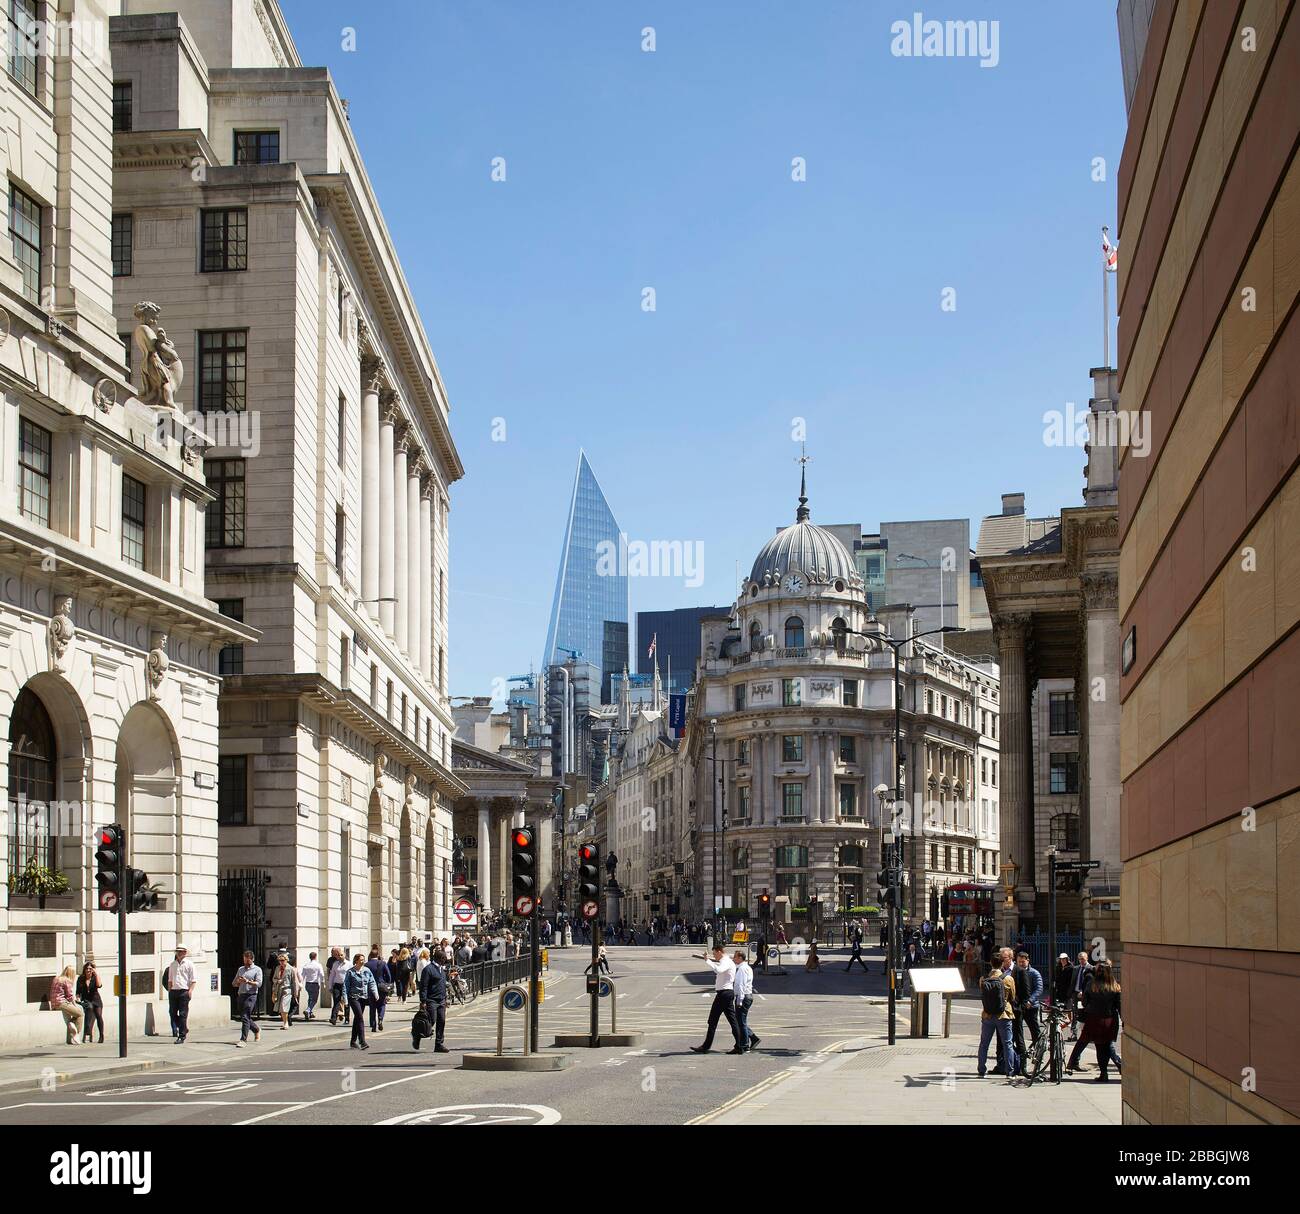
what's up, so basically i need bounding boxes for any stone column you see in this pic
[808,731,823,823]
[407,456,422,659]
[498,813,511,913]
[378,397,397,635]
[1080,571,1121,875]
[419,477,434,681]
[360,355,382,614]
[994,615,1033,913]
[477,803,491,912]
[393,428,410,654]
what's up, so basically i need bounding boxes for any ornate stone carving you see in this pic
[132,302,184,411]
[0,308,10,347]
[146,632,169,700]
[380,391,399,423]
[404,772,417,806]
[48,595,75,673]
[374,751,388,788]
[1080,569,1119,612]
[93,377,117,413]
[361,351,383,394]
[992,615,1032,651]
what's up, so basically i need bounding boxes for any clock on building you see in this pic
[783,572,804,594]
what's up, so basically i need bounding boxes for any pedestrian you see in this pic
[49,966,84,1046]
[732,950,760,1052]
[805,940,821,972]
[1066,962,1122,1081]
[163,944,197,1043]
[1015,950,1043,1055]
[903,939,922,969]
[1070,951,1094,1035]
[270,951,300,1029]
[845,924,869,974]
[415,950,450,1053]
[300,951,324,1020]
[232,950,262,1047]
[76,962,104,1044]
[343,953,377,1050]
[366,946,392,1031]
[327,947,348,1025]
[690,944,744,1055]
[977,961,1018,1081]
[597,944,611,975]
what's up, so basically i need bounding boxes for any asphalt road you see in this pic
[0,944,899,1126]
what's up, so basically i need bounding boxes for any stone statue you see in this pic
[133,302,184,411]
[146,632,169,700]
[48,596,75,673]
[404,772,417,806]
[373,752,388,787]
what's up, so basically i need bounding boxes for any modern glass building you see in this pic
[543,451,629,703]
[636,605,732,697]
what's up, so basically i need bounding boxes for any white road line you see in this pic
[0,1100,300,1109]
[235,1067,449,1125]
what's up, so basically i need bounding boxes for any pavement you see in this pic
[0,944,1122,1125]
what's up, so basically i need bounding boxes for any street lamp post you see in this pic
[705,719,736,945]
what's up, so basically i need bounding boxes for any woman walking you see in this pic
[366,947,392,1032]
[49,967,84,1045]
[76,962,104,1043]
[343,953,377,1050]
[270,951,301,1030]
[1065,961,1122,1081]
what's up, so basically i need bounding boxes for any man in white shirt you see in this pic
[164,944,197,1044]
[690,944,744,1054]
[732,950,760,1052]
[299,951,325,1020]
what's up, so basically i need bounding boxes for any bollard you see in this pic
[495,984,530,1056]
[553,972,643,1047]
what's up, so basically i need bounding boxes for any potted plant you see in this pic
[7,858,71,910]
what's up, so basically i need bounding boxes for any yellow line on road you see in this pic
[686,1038,855,1125]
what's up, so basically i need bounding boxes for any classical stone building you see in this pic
[681,478,1000,932]
[108,2,465,963]
[976,368,1122,948]
[0,0,251,1045]
[1116,0,1300,1125]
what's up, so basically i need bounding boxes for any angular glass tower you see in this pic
[543,451,629,703]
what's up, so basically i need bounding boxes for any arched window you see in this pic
[784,616,804,648]
[8,687,57,875]
[749,620,763,652]
[840,844,864,868]
[832,616,848,655]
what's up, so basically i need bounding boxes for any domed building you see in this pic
[684,474,1001,934]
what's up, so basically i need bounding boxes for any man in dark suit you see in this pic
[1069,952,1094,1040]
[417,955,449,1052]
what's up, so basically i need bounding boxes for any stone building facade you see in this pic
[0,0,251,1045]
[108,2,465,962]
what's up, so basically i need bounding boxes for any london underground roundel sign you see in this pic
[453,897,476,925]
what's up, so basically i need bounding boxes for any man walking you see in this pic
[233,951,262,1047]
[416,951,450,1053]
[164,944,197,1044]
[1071,950,1094,1035]
[300,951,324,1020]
[732,950,760,1051]
[327,947,348,1025]
[690,944,744,1055]
[845,923,869,973]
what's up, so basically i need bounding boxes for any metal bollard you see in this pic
[496,984,531,1056]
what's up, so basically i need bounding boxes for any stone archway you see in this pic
[114,702,181,917]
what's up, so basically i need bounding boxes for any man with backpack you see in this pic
[977,960,1018,1080]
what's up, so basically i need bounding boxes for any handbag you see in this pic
[377,980,393,997]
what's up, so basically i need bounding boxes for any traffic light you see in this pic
[451,837,467,887]
[95,824,124,912]
[510,825,536,917]
[127,869,160,912]
[757,892,771,920]
[577,843,601,920]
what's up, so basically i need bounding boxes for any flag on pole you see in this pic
[1102,226,1118,272]
[647,633,657,660]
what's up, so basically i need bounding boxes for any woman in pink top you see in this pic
[49,966,84,1045]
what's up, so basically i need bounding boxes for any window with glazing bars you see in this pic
[111,214,132,277]
[200,208,247,271]
[8,0,38,97]
[233,130,279,165]
[198,330,247,412]
[18,418,51,526]
[217,599,244,675]
[9,183,41,303]
[204,459,245,548]
[121,474,146,568]
[112,81,132,132]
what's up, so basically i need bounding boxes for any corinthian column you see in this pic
[406,455,422,658]
[393,428,410,653]
[360,355,382,614]
[378,396,397,635]
[477,803,491,911]
[419,477,434,680]
[994,614,1033,908]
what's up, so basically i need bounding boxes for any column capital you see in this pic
[380,392,400,423]
[360,351,384,392]
[992,613,1032,652]
[395,426,411,456]
[420,474,437,501]
[1080,569,1119,612]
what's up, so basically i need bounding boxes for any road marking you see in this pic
[0,1100,299,1109]
[235,1067,449,1125]
[686,1038,856,1125]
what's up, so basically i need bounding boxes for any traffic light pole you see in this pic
[117,847,127,1058]
[590,909,600,1048]
[529,903,540,1054]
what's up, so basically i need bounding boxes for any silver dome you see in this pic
[748,519,858,588]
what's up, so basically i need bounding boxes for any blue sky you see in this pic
[280,1,1127,698]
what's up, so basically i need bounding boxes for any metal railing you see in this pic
[460,955,533,997]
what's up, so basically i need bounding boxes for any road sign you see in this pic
[502,987,526,1012]
[452,897,477,926]
[1055,860,1101,871]
[598,979,612,998]
[767,947,778,959]
[581,899,598,920]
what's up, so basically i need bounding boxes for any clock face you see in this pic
[783,573,804,594]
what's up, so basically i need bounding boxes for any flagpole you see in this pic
[1103,256,1109,369]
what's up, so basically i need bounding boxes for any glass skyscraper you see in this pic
[543,451,629,703]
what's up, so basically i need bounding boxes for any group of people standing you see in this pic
[47,963,105,1045]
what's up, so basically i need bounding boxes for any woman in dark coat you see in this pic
[1065,962,1122,1081]
[76,962,104,1043]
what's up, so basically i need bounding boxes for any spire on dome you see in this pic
[795,443,811,522]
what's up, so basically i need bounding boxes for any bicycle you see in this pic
[1022,1002,1068,1085]
[446,968,475,1006]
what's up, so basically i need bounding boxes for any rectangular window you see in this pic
[1049,752,1080,795]
[782,678,800,707]
[217,599,244,675]
[842,679,858,707]
[1049,691,1079,736]
[200,207,248,272]
[839,783,857,816]
[334,505,346,573]
[839,735,856,764]
[369,663,378,705]
[339,634,350,689]
[981,756,987,783]
[781,734,803,763]
[112,80,132,131]
[737,786,750,820]
[218,754,248,825]
[121,333,132,376]
[339,826,351,929]
[9,182,42,303]
[733,683,745,711]
[781,783,803,819]
[234,130,280,165]
[8,0,38,97]
[121,474,146,569]
[337,392,347,466]
[204,459,245,548]
[17,417,51,526]
[737,739,749,764]
[926,690,933,713]
[111,214,133,277]
[991,759,997,787]
[198,329,247,413]
[386,680,394,721]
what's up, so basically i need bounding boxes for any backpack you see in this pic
[411,1007,433,1039]
[980,974,1007,1016]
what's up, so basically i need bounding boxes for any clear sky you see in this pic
[279,0,1127,699]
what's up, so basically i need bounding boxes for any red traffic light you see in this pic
[512,829,532,849]
[579,844,596,862]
